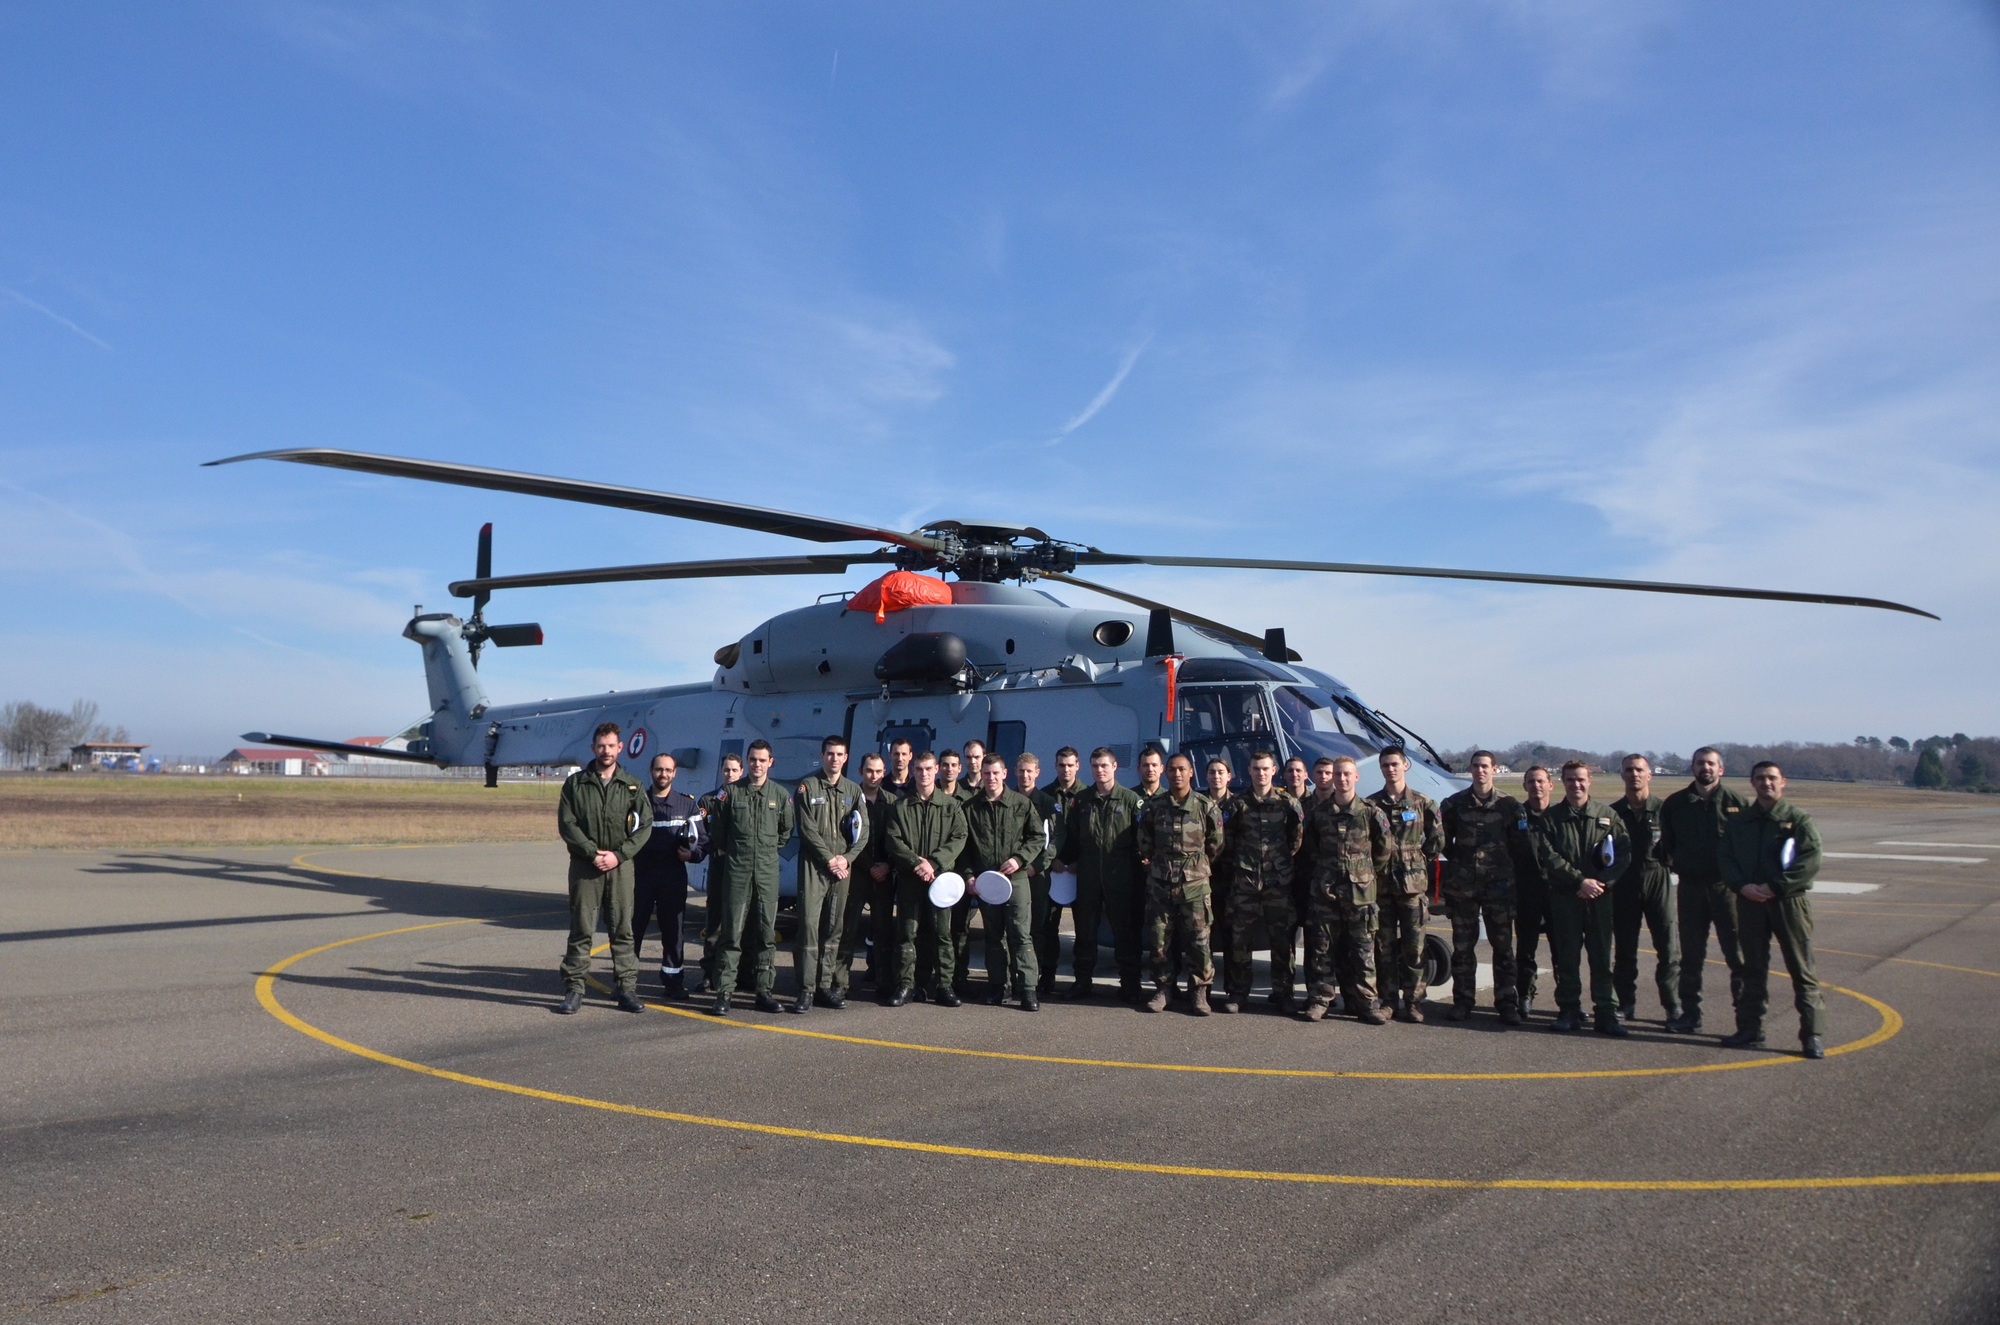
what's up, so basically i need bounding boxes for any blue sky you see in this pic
[3,2,1996,759]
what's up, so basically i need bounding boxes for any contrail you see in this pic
[1051,337,1150,443]
[0,286,112,351]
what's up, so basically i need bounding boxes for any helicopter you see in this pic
[211,445,1934,949]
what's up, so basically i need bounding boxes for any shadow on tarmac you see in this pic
[277,960,556,1009]
[0,910,365,944]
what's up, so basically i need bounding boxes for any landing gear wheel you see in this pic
[1421,934,1451,989]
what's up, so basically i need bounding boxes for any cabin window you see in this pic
[987,720,1027,765]
[1004,638,1015,654]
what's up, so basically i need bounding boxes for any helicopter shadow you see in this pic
[80,851,561,931]
[275,959,555,1009]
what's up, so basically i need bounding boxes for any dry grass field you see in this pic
[0,774,561,849]
[0,768,1980,851]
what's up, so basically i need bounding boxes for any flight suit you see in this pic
[1059,783,1147,993]
[1302,794,1391,1015]
[794,769,869,999]
[705,777,796,999]
[633,786,705,985]
[1221,787,1304,1006]
[834,786,900,997]
[1533,798,1631,1020]
[556,764,653,996]
[1512,801,1554,1011]
[1367,786,1443,1008]
[1611,794,1680,1020]
[885,790,969,997]
[1719,798,1827,1042]
[962,787,1045,998]
[1029,781,1083,990]
[1659,781,1751,1024]
[1136,789,1225,991]
[943,780,980,992]
[1437,787,1523,1014]
[1207,790,1240,993]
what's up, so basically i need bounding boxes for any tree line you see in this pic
[0,700,127,769]
[1438,735,2000,793]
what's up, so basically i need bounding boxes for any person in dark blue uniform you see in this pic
[633,751,707,999]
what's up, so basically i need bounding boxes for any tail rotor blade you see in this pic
[474,523,494,620]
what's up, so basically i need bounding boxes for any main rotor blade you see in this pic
[1041,573,1299,658]
[449,552,899,596]
[1074,553,1940,620]
[206,448,942,553]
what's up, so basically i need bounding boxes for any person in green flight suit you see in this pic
[1611,753,1681,1025]
[554,721,652,1015]
[1532,760,1632,1036]
[1059,747,1147,1002]
[962,753,1046,1009]
[792,734,868,1014]
[704,739,796,1017]
[885,751,970,1007]
[1658,746,1751,1034]
[1718,760,1828,1059]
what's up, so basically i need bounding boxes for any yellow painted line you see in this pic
[1820,947,2000,980]
[257,923,1996,1193]
[291,846,435,883]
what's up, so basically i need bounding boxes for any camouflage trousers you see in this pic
[1305,891,1378,1011]
[1224,882,1296,1003]
[1144,879,1213,989]
[1444,894,1517,1011]
[1374,891,1429,999]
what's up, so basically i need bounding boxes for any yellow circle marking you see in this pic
[1817,947,2000,980]
[590,951,1900,1081]
[257,921,1997,1192]
[291,846,435,883]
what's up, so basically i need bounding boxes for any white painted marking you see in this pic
[1813,882,1881,895]
[1824,852,1986,864]
[1879,841,2000,851]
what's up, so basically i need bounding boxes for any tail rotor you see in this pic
[461,523,543,667]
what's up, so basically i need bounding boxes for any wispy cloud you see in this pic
[0,286,111,351]
[1049,338,1151,444]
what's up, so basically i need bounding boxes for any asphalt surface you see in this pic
[3,793,1998,1323]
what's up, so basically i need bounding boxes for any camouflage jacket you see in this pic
[1532,798,1631,896]
[884,790,969,887]
[1719,798,1821,899]
[1304,795,1392,905]
[706,777,796,891]
[557,765,652,867]
[1029,782,1084,876]
[1366,787,1444,896]
[1610,794,1670,888]
[794,770,869,886]
[1137,789,1226,890]
[1438,787,1525,901]
[1224,787,1303,894]
[1059,783,1146,891]
[961,787,1044,886]
[1658,782,1751,887]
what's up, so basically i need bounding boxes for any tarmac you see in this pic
[3,791,1997,1322]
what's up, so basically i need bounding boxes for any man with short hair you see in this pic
[1300,755,1390,1024]
[1218,750,1304,1014]
[1134,746,1165,804]
[704,739,796,1016]
[1203,757,1240,999]
[1533,760,1631,1035]
[1512,766,1556,1017]
[834,751,898,1002]
[1279,756,1315,1005]
[694,751,744,994]
[885,752,970,1007]
[634,752,706,1000]
[1611,754,1680,1025]
[1059,747,1147,1000]
[955,742,984,803]
[792,735,868,1014]
[1025,749,1084,997]
[963,754,1044,1009]
[1438,751,1523,1025]
[1137,753,1225,1014]
[884,739,915,799]
[1368,747,1444,1022]
[1719,762,1827,1058]
[1658,746,1749,1033]
[555,722,652,1015]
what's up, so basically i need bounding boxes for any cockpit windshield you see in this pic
[1272,685,1398,752]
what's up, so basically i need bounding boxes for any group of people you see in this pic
[555,722,1830,1057]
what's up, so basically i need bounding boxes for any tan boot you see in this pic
[1144,988,1169,1013]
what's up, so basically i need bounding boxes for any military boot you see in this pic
[755,991,784,1014]
[708,991,731,1017]
[1594,1011,1629,1037]
[660,968,685,1000]
[1300,1001,1328,1023]
[556,989,583,1015]
[1189,988,1213,1016]
[1550,1009,1581,1032]
[1065,979,1094,1001]
[1144,988,1170,1013]
[1120,977,1143,1004]
[1719,1025,1766,1049]
[1355,1001,1388,1026]
[1448,1002,1472,1022]
[1499,1005,1523,1027]
[1801,1035,1825,1060]
[614,988,644,1014]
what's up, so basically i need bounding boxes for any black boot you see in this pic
[556,989,583,1015]
[1594,1011,1629,1037]
[1720,1025,1767,1049]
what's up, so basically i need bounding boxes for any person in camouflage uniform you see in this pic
[1218,750,1304,1014]
[1511,765,1556,1017]
[1059,747,1147,1000]
[1437,750,1524,1025]
[703,739,796,1017]
[1533,760,1632,1035]
[962,753,1046,1009]
[1658,746,1750,1033]
[1718,761,1827,1058]
[1281,756,1315,1005]
[1136,752,1225,1014]
[1367,747,1444,1023]
[833,751,898,1002]
[554,722,653,1015]
[883,751,969,1006]
[1301,755,1391,1025]
[791,735,869,1014]
[1611,753,1680,1025]
[1204,757,1240,1002]
[1026,748,1085,997]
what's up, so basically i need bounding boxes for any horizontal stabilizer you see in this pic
[240,732,440,764]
